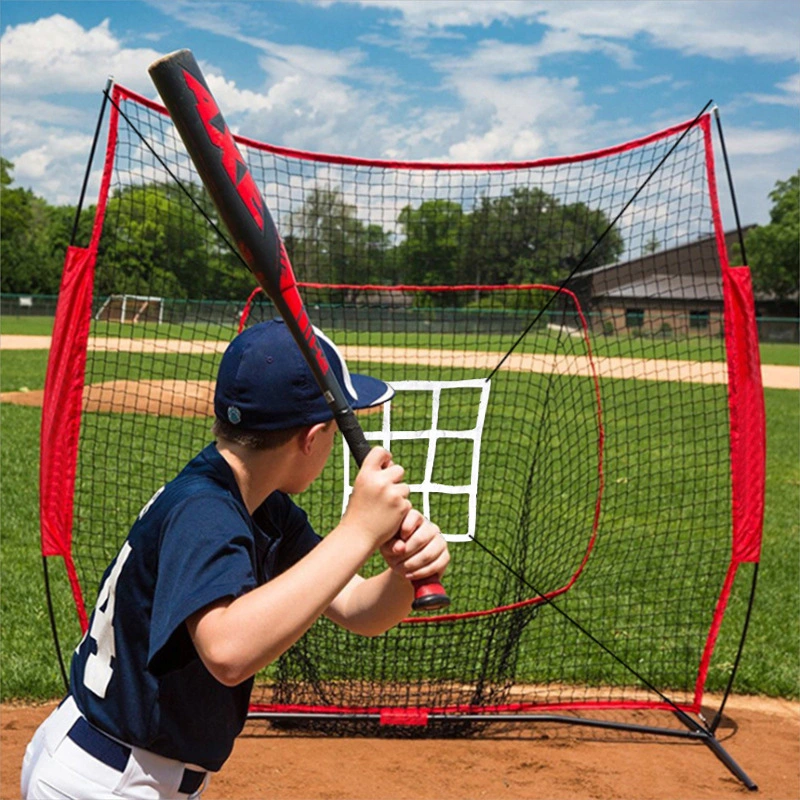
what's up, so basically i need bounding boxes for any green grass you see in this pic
[0,351,50,392]
[0,315,237,341]
[0,315,55,336]
[0,338,797,703]
[1,405,84,698]
[760,342,800,366]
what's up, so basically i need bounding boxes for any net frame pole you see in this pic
[69,77,113,247]
[701,107,764,741]
[673,710,758,790]
[249,710,756,789]
[709,562,760,734]
[42,556,68,692]
[713,107,748,265]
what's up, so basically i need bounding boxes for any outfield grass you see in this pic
[760,342,800,366]
[0,338,797,702]
[0,316,56,336]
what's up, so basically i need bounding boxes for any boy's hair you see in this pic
[212,418,334,451]
[212,418,303,450]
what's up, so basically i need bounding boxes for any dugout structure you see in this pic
[39,83,764,787]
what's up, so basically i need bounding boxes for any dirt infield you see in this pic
[2,696,798,799]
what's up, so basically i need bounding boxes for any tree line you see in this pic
[2,157,797,306]
[1,159,94,295]
[282,186,625,303]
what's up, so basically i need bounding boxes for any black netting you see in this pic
[64,86,736,726]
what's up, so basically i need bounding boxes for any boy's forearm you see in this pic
[189,522,378,685]
[326,568,415,637]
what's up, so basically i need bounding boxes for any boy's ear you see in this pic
[299,422,328,455]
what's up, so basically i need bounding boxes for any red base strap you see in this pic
[379,709,430,726]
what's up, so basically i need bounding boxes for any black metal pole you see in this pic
[42,557,69,692]
[710,563,760,733]
[713,106,748,265]
[702,728,758,791]
[674,709,758,791]
[69,76,113,246]
[252,708,758,789]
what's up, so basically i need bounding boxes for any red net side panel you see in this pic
[41,84,763,725]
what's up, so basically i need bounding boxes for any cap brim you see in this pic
[349,374,394,410]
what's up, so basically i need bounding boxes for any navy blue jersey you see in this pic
[70,444,321,771]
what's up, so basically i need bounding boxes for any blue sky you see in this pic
[1,0,798,228]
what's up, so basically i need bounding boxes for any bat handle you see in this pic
[337,411,451,612]
[411,578,451,611]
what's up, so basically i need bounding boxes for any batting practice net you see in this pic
[40,84,764,777]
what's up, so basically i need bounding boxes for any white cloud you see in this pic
[346,0,800,62]
[0,98,91,148]
[747,71,800,107]
[2,4,795,230]
[15,134,92,179]
[0,14,166,207]
[202,72,273,116]
[10,133,98,206]
[0,15,162,95]
[722,126,800,157]
[777,72,800,95]
[441,73,593,162]
[529,1,800,61]
[620,75,673,90]
[345,0,543,30]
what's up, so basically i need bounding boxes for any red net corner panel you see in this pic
[40,83,764,784]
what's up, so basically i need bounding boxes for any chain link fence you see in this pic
[2,294,797,344]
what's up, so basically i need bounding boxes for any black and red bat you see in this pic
[148,49,449,611]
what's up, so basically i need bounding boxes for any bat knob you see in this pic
[411,579,451,612]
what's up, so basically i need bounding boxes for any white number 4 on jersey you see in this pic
[78,541,133,698]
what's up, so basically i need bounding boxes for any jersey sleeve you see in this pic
[259,492,322,575]
[148,495,257,675]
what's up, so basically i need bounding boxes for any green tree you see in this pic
[287,187,390,291]
[745,170,799,300]
[643,234,660,254]
[0,159,69,294]
[394,199,466,287]
[466,187,624,288]
[97,181,251,300]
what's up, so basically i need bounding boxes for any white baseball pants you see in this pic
[21,696,209,799]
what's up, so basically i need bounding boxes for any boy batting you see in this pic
[21,318,449,798]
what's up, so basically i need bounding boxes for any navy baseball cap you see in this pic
[214,319,393,431]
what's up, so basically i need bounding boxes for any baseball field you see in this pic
[1,317,798,799]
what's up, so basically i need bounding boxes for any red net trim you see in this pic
[115,84,706,172]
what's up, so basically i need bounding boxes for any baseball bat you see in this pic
[148,49,449,611]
